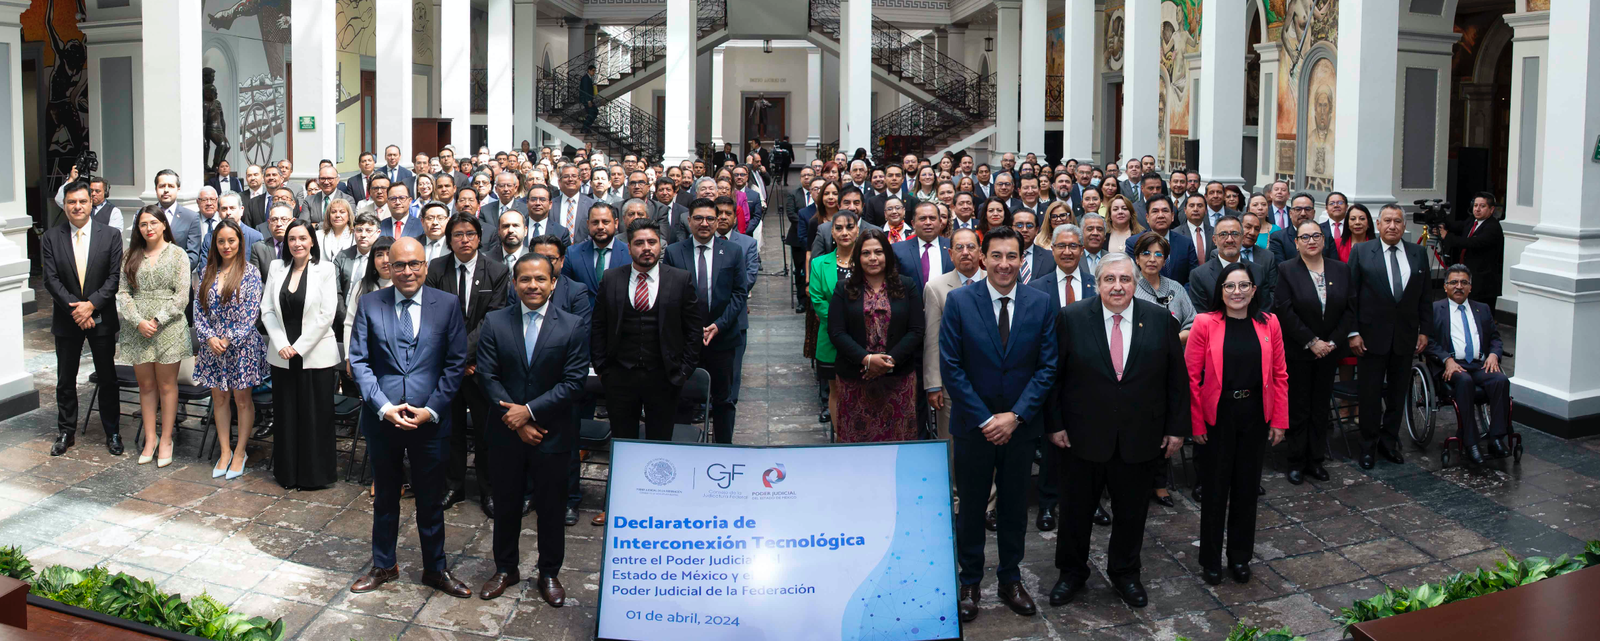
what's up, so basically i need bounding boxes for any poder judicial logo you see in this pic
[762,464,787,488]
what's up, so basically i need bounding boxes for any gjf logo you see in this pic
[762,464,787,488]
[706,463,745,489]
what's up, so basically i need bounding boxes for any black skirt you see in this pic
[272,364,339,489]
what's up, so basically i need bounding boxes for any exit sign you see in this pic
[298,116,316,131]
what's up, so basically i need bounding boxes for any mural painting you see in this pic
[335,0,375,174]
[205,0,291,171]
[1303,56,1335,191]
[21,0,89,183]
[1266,0,1337,188]
[1103,0,1124,73]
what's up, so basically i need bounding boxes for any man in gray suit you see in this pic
[1188,215,1276,313]
[153,170,205,267]
[549,164,594,245]
[300,165,355,225]
[1120,159,1143,202]
[478,171,528,253]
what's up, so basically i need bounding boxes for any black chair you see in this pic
[331,394,365,482]
[81,365,215,456]
[1420,358,1523,469]
[577,368,713,484]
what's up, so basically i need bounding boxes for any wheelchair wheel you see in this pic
[1406,365,1437,446]
[1514,441,1524,464]
[1440,446,1454,469]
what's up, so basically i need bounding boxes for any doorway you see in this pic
[741,93,787,152]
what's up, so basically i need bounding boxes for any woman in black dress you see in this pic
[260,220,341,489]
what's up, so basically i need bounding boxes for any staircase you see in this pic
[537,1,729,161]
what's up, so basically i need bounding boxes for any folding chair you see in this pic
[577,368,713,484]
[82,365,215,457]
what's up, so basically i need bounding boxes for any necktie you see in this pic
[394,219,405,238]
[595,247,607,276]
[74,229,88,290]
[1111,313,1125,380]
[397,298,416,358]
[458,265,469,314]
[532,220,542,237]
[997,296,1011,349]
[204,217,214,242]
[1194,225,1205,258]
[1458,304,1476,363]
[524,310,541,365]
[697,245,711,311]
[564,199,575,230]
[1333,221,1342,239]
[920,244,931,282]
[1388,245,1405,301]
[1019,255,1032,285]
[1241,247,1252,262]
[634,271,650,311]
[1063,274,1075,304]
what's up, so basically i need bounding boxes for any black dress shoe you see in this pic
[251,425,273,440]
[1193,485,1204,502]
[105,434,124,456]
[421,570,473,598]
[957,584,979,622]
[50,433,74,457]
[1229,562,1252,584]
[564,507,579,526]
[1093,506,1112,526]
[439,489,466,511]
[1467,444,1486,465]
[1258,485,1266,496]
[478,570,520,600]
[1286,468,1304,485]
[1201,567,1224,585]
[350,566,399,593]
[1036,508,1056,532]
[818,409,830,424]
[1487,438,1509,459]
[1048,576,1087,606]
[1151,492,1175,508]
[1359,452,1375,470]
[1380,443,1405,465]
[480,495,496,519]
[998,581,1037,616]
[794,302,806,314]
[984,510,998,532]
[1306,463,1330,482]
[1112,578,1148,608]
[595,406,609,419]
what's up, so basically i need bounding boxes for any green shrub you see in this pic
[1178,622,1306,641]
[1334,548,1591,632]
[0,546,33,582]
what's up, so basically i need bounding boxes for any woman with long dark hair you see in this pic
[116,205,192,467]
[828,229,924,442]
[1185,262,1289,586]
[261,220,341,489]
[1337,204,1376,262]
[977,198,1011,242]
[192,220,269,478]
[809,210,861,425]
[912,166,939,202]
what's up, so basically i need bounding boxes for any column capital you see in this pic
[0,0,29,26]
[994,0,1021,11]
[1504,10,1550,37]
[945,24,967,35]
[807,46,821,55]
[564,16,586,28]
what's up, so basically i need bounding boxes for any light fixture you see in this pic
[764,39,772,54]
[984,37,994,53]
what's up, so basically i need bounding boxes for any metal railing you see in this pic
[809,0,985,122]
[870,74,995,163]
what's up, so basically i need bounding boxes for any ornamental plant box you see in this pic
[1348,563,1600,641]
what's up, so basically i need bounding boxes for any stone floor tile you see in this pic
[1339,538,1432,575]
[1230,594,1336,637]
[230,593,324,638]
[193,488,281,520]
[299,607,409,640]
[1268,551,1365,591]
[132,477,220,508]
[1407,525,1497,560]
[254,561,359,605]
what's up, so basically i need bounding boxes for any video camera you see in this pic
[75,150,99,178]
[1412,199,1451,228]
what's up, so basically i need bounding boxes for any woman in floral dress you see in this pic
[192,220,270,479]
[117,205,193,467]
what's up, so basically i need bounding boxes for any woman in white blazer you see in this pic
[260,220,341,490]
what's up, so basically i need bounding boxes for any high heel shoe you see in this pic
[156,440,173,468]
[138,452,154,465]
[212,452,233,478]
[225,454,248,480]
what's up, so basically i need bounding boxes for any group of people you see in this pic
[781,148,1512,620]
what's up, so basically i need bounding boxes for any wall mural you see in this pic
[335,0,374,174]
[20,0,89,183]
[205,0,291,170]
[1267,0,1337,189]
[1157,0,1200,169]
[1102,0,1124,73]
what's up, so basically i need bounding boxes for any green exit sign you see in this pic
[298,116,316,131]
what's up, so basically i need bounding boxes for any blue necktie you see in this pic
[397,298,416,362]
[524,310,541,365]
[1457,305,1476,363]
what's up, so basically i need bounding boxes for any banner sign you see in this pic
[597,440,959,641]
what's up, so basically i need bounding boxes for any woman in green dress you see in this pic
[117,205,193,467]
[808,210,860,429]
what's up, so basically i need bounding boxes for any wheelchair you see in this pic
[1329,355,1440,459]
[1415,358,1524,469]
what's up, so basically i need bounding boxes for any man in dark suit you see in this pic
[1180,194,1217,260]
[663,198,749,444]
[379,182,425,240]
[562,202,628,305]
[42,181,124,457]
[1268,193,1333,264]
[667,177,718,245]
[479,172,529,253]
[1423,265,1510,465]
[527,235,594,321]
[205,159,245,195]
[1190,216,1278,313]
[1010,209,1055,287]
[939,226,1058,623]
[551,166,595,245]
[1201,181,1238,228]
[578,65,598,130]
[1438,192,1505,306]
[1048,253,1188,610]
[1130,172,1166,229]
[523,186,573,247]
[153,170,205,267]
[379,144,414,190]
[339,151,379,203]
[473,253,588,606]
[348,238,472,599]
[1123,195,1199,285]
[1347,204,1434,469]
[1028,222,1097,530]
[424,215,511,516]
[893,202,955,290]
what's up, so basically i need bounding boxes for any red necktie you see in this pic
[394,219,404,238]
[1063,275,1075,304]
[633,272,649,311]
[1110,314,1125,380]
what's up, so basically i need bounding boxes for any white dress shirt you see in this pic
[918,238,948,280]
[423,236,450,262]
[985,280,1015,333]
[1380,239,1410,293]
[454,255,478,312]
[518,300,549,414]
[1055,266,1085,303]
[631,262,662,309]
[1448,301,1478,363]
[1102,302,1133,367]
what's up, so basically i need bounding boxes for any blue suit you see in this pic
[1125,229,1201,284]
[663,236,749,443]
[379,214,425,240]
[349,286,468,573]
[893,236,955,289]
[193,220,263,275]
[562,237,629,303]
[1028,263,1096,311]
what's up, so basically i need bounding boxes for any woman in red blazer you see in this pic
[1184,262,1289,587]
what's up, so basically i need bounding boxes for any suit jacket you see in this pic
[1272,257,1354,361]
[741,185,765,229]
[1348,239,1434,355]
[349,286,469,437]
[475,302,591,453]
[549,192,595,245]
[249,241,278,282]
[206,175,245,195]
[339,172,375,203]
[892,237,955,290]
[864,192,916,228]
[1268,221,1334,264]
[193,220,264,275]
[1189,254,1278,314]
[828,275,924,379]
[921,269,983,392]
[665,203,694,245]
[1185,312,1290,436]
[938,280,1058,437]
[477,199,528,252]
[379,165,415,192]
[1048,298,1189,464]
[1027,262,1096,311]
[720,231,759,334]
[1021,244,1056,286]
[522,216,572,247]
[242,191,272,228]
[165,205,205,266]
[41,221,123,337]
[536,275,594,326]
[812,219,883,256]
[1422,298,1504,367]
[562,237,629,303]
[1178,219,1216,261]
[260,260,342,369]
[1125,229,1201,284]
[378,214,426,240]
[1439,217,1505,304]
[591,263,704,386]
[424,252,511,367]
[298,190,355,225]
[664,238,749,351]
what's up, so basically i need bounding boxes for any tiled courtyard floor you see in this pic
[8,199,1600,639]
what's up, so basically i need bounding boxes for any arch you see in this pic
[542,46,554,74]
[978,54,989,78]
[1294,41,1336,192]
[1472,19,1515,85]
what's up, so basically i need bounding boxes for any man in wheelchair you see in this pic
[1423,264,1510,464]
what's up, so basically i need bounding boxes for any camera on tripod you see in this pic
[75,150,99,178]
[1412,199,1452,228]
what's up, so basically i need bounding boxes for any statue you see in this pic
[203,67,230,173]
[747,94,773,140]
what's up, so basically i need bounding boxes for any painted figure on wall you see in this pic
[208,0,289,81]
[41,0,88,181]
[208,0,290,169]
[1305,57,1336,186]
[1104,3,1124,72]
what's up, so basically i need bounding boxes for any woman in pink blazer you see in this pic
[1184,262,1289,587]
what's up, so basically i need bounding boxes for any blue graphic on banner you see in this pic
[841,444,959,640]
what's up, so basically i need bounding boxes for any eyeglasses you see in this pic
[1052,242,1083,251]
[1214,231,1243,238]
[390,260,426,272]
[1296,234,1323,243]
[1221,282,1256,292]
[1290,206,1316,213]
[1014,222,1037,229]
[1139,250,1166,259]
[951,243,979,252]
[1444,279,1472,287]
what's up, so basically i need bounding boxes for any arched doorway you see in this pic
[1449,5,1516,213]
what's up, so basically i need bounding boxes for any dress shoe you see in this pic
[350,566,399,593]
[1306,463,1330,482]
[523,497,536,516]
[592,511,607,527]
[538,575,566,607]
[478,571,520,600]
[251,425,273,440]
[957,584,980,622]
[564,507,579,526]
[480,495,496,519]
[1380,443,1405,465]
[439,489,466,511]
[997,581,1037,616]
[50,433,74,457]
[1036,508,1056,532]
[1487,438,1509,459]
[1229,562,1252,584]
[1193,485,1204,502]
[105,434,124,456]
[1092,506,1112,526]
[1467,444,1486,465]
[818,409,830,424]
[794,302,806,314]
[1359,451,1375,470]
[984,510,998,532]
[1258,485,1266,496]
[594,406,609,419]
[1048,576,1087,606]
[213,452,233,479]
[421,570,472,598]
[1151,492,1175,508]
[1112,578,1148,608]
[225,454,248,480]
[1201,567,1224,586]
[1287,468,1304,485]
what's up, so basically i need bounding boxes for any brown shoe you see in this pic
[591,511,606,527]
[957,583,979,622]
[350,566,399,593]
[422,570,473,598]
[478,570,521,600]
[539,574,566,607]
[998,581,1038,616]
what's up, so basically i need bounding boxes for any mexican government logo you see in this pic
[644,458,677,486]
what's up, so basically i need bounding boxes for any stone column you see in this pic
[806,46,822,161]
[291,0,337,184]
[1061,0,1095,160]
[711,46,726,148]
[440,0,471,148]
[1253,42,1281,187]
[1331,0,1399,211]
[994,0,1021,154]
[1499,9,1551,312]
[1197,0,1246,185]
[1508,0,1600,437]
[663,0,699,164]
[486,0,513,147]
[946,25,966,70]
[1018,0,1046,154]
[841,0,873,152]
[1121,0,1159,160]
[567,18,587,64]
[0,0,35,418]
[377,0,414,155]
[141,0,203,205]
[933,29,948,86]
